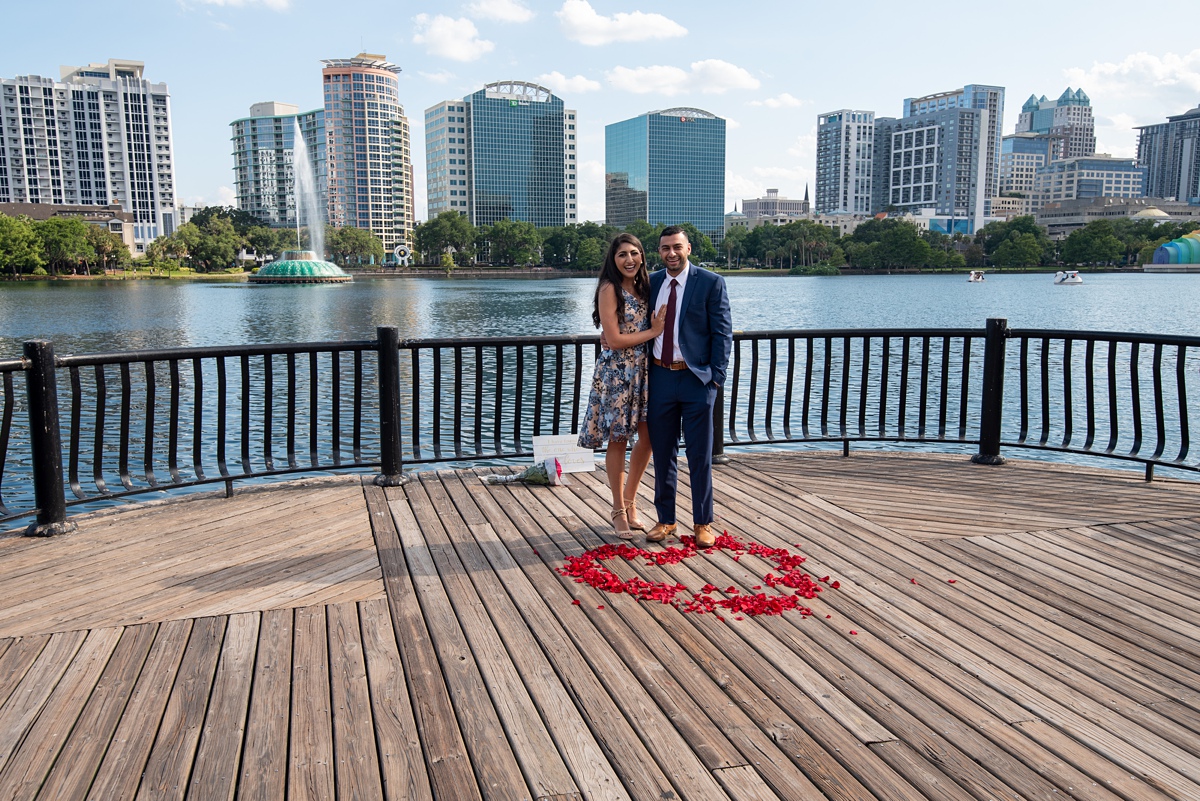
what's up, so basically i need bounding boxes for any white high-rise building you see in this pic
[815,110,874,214]
[0,58,177,251]
[904,84,1004,211]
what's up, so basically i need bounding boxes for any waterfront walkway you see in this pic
[0,452,1198,800]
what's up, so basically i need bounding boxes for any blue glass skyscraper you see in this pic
[605,108,726,243]
[426,81,573,228]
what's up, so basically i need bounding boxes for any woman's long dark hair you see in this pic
[591,233,649,328]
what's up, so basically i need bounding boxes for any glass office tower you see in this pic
[605,107,726,243]
[468,81,566,227]
[426,82,575,226]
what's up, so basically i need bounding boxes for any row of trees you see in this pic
[973,215,1199,269]
[146,206,386,273]
[412,213,720,270]
[0,213,132,276]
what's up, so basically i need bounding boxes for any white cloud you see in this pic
[1094,112,1139,159]
[538,71,601,94]
[191,0,289,10]
[556,0,686,46]
[786,130,816,160]
[217,186,238,206]
[419,70,456,84]
[467,0,534,22]
[1064,50,1200,99]
[607,59,759,96]
[749,92,803,109]
[413,14,494,62]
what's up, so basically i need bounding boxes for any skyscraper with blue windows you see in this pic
[426,81,575,228]
[605,107,726,243]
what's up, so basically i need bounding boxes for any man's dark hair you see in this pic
[659,224,686,239]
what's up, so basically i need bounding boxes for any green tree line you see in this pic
[8,206,1200,278]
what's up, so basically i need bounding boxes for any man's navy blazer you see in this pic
[650,262,733,387]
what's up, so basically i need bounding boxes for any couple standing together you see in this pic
[578,226,733,548]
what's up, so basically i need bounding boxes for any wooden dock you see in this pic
[0,451,1198,800]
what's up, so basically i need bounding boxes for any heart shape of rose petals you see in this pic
[557,531,838,617]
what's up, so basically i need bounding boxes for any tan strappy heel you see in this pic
[611,508,634,540]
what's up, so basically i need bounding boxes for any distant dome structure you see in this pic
[249,251,352,284]
[1132,207,1171,219]
[1153,231,1200,264]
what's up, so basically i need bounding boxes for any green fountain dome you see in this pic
[249,250,352,284]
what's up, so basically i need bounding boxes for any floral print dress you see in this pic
[578,286,649,448]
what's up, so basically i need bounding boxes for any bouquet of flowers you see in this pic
[483,458,564,485]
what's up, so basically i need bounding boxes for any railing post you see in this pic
[971,317,1008,466]
[375,326,407,486]
[712,384,730,465]
[23,340,76,536]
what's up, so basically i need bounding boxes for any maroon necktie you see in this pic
[662,278,678,363]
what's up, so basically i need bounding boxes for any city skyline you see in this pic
[4,1,1200,226]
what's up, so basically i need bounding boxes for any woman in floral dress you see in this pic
[579,234,666,538]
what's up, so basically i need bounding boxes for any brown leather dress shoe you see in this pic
[693,524,716,548]
[646,522,677,542]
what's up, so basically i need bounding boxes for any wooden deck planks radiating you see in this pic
[0,452,1196,799]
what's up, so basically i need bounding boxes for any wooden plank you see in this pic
[455,475,678,801]
[713,765,811,801]
[0,630,87,775]
[289,606,334,801]
[357,597,433,801]
[0,636,50,709]
[720,462,1200,798]
[136,615,226,800]
[469,475,732,800]
[236,608,292,801]
[326,601,384,801]
[87,619,193,801]
[0,627,122,798]
[362,480,481,800]
[407,475,584,799]
[387,487,533,801]
[562,472,932,800]
[37,623,159,801]
[187,612,259,801]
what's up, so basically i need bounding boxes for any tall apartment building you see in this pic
[605,107,726,243]
[1015,88,1095,160]
[1032,155,1145,206]
[0,58,176,252]
[815,109,874,214]
[904,84,1004,210]
[873,107,989,231]
[425,81,575,227]
[1136,104,1200,203]
[321,53,413,251]
[230,102,325,229]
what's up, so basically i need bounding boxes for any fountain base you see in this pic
[249,250,352,284]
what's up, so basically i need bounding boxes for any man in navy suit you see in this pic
[645,226,733,548]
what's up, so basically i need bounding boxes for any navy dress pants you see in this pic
[647,363,717,526]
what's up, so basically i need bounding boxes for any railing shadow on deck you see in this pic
[3,318,1199,534]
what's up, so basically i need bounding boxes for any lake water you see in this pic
[3,271,1199,359]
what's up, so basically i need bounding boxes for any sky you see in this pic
[6,1,1200,225]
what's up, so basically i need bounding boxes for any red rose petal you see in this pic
[850,630,858,635]
[948,579,957,584]
[571,599,581,605]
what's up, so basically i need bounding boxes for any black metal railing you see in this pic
[3,320,1199,534]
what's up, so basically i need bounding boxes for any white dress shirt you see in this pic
[653,262,691,361]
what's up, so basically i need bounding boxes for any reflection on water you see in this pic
[5,272,1200,359]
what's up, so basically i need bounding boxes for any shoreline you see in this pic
[0,265,1148,282]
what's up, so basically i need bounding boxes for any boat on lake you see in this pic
[968,270,985,283]
[1054,270,1083,285]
